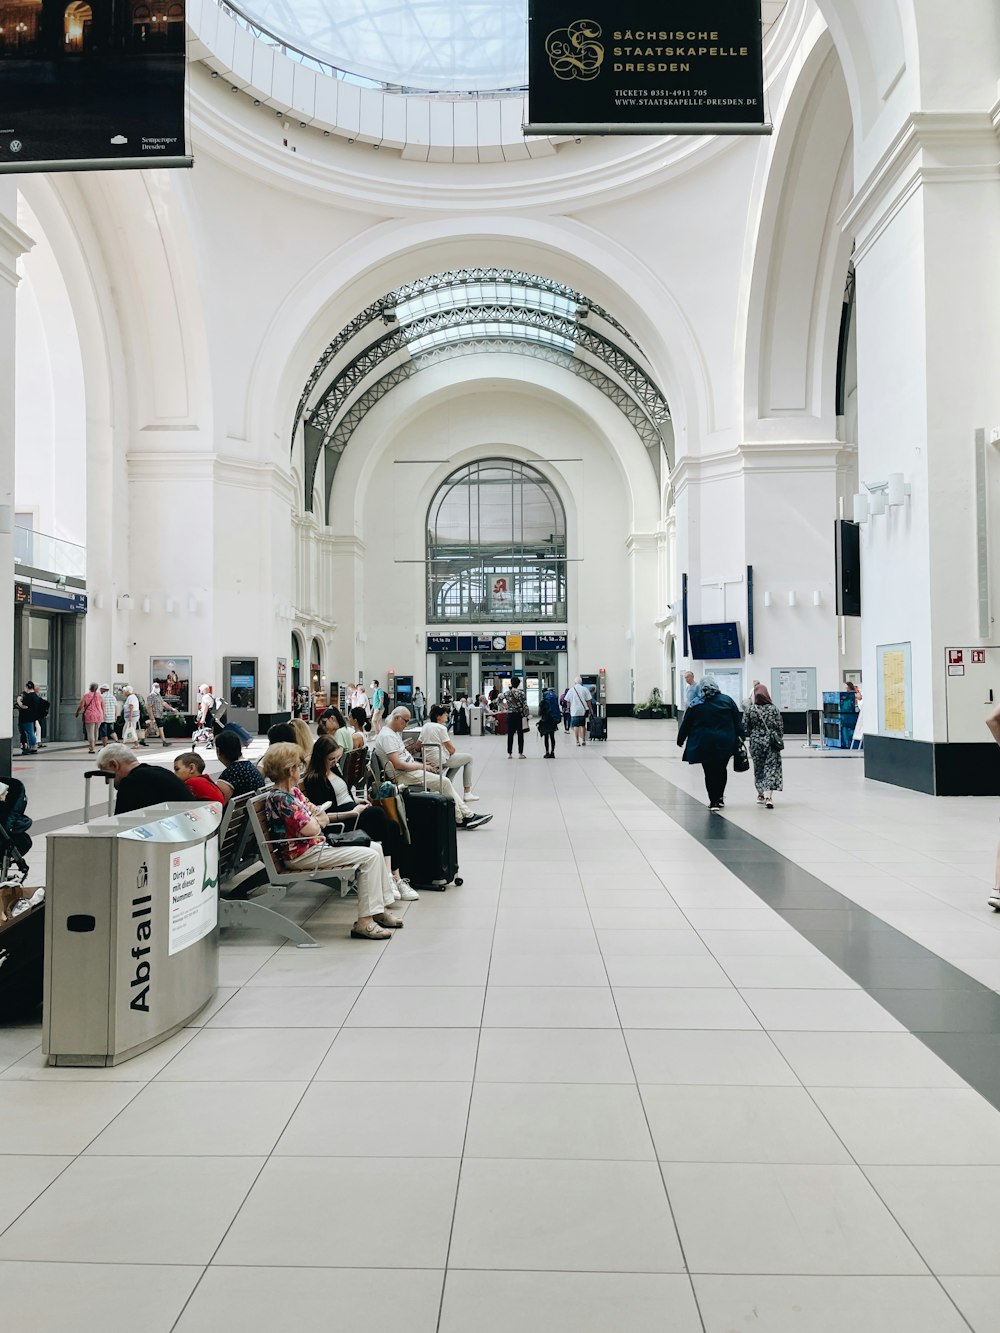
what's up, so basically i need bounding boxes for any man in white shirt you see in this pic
[351,683,369,715]
[566,676,593,748]
[375,709,491,828]
[420,704,477,801]
[121,686,142,750]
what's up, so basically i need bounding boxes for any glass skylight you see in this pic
[395,282,578,325]
[408,322,575,356]
[236,0,530,92]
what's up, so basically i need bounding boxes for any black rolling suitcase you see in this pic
[401,743,463,891]
[588,709,608,742]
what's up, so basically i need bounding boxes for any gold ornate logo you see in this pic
[545,19,604,81]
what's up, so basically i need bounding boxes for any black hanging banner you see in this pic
[525,1,769,136]
[0,1,190,174]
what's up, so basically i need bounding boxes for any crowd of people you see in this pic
[92,694,500,941]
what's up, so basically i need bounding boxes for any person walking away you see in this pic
[75,682,105,754]
[502,676,529,758]
[676,679,745,811]
[99,684,117,741]
[743,684,784,808]
[559,686,571,732]
[370,679,386,735]
[413,686,425,723]
[566,676,594,748]
[121,685,143,750]
[146,681,177,748]
[538,685,561,758]
[420,703,479,801]
[683,670,704,709]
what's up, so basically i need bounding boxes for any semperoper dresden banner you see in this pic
[0,1,190,174]
[525,1,769,136]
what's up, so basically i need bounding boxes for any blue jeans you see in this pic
[19,722,36,750]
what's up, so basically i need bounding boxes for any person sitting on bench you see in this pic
[374,708,491,829]
[261,743,402,941]
[419,704,478,801]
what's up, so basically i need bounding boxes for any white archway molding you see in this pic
[244,213,712,465]
[742,23,854,435]
[326,351,660,536]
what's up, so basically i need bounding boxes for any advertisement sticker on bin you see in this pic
[168,840,218,957]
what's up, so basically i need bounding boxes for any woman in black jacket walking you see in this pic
[676,679,745,810]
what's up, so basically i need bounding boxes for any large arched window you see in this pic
[426,460,567,623]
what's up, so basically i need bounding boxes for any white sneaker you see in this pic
[391,883,402,902]
[465,793,480,802]
[397,883,420,901]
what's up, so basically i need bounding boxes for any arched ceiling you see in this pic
[294,267,671,517]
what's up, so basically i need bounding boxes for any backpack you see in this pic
[34,695,50,720]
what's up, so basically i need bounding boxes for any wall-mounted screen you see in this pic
[688,622,743,661]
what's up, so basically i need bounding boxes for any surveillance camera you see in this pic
[299,121,306,128]
[323,130,330,137]
[574,136,582,144]
[253,98,260,106]
[347,138,355,144]
[210,70,219,78]
[275,110,283,118]
[231,86,238,93]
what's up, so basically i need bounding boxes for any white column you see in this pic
[843,113,1000,790]
[627,531,661,707]
[0,185,34,775]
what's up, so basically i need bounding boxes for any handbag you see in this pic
[324,827,372,849]
[733,742,750,773]
[769,730,785,752]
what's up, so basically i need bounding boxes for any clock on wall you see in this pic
[492,635,506,650]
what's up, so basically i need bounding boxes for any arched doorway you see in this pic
[63,2,91,52]
[310,637,326,713]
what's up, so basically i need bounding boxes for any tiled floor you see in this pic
[3,723,1000,1330]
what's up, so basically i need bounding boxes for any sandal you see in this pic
[373,912,404,929]
[351,921,392,940]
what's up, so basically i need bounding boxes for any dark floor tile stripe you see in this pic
[609,757,1000,1110]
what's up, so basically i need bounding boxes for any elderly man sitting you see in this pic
[374,708,492,829]
[95,742,195,815]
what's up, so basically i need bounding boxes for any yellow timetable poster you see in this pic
[878,643,911,735]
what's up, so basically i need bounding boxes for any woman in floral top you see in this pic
[260,743,401,940]
[501,675,529,758]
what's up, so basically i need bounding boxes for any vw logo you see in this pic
[9,140,22,154]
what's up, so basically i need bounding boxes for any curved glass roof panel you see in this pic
[236,0,529,92]
[408,322,575,356]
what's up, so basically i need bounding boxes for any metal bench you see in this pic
[234,793,361,948]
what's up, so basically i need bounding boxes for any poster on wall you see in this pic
[877,642,912,738]
[0,0,191,175]
[490,576,511,611]
[276,658,287,711]
[150,656,191,713]
[525,0,769,136]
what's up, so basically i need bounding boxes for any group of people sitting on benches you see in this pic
[92,698,493,942]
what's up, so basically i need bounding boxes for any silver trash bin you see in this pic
[43,802,221,1067]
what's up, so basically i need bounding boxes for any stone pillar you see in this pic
[627,531,661,709]
[0,185,34,777]
[844,114,1000,794]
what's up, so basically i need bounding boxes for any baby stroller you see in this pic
[0,779,32,889]
[191,696,226,750]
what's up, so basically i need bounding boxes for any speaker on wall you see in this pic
[835,520,861,617]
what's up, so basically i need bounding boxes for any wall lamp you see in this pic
[854,473,910,524]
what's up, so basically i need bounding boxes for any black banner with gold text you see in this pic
[526,0,768,136]
[0,0,189,173]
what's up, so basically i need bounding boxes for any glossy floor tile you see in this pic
[10,733,1000,1331]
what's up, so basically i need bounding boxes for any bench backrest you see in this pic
[216,789,262,886]
[247,793,288,883]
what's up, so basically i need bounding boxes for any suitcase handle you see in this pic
[84,770,115,823]
[420,741,445,791]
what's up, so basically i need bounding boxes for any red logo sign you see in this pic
[972,650,986,664]
[948,649,964,666]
